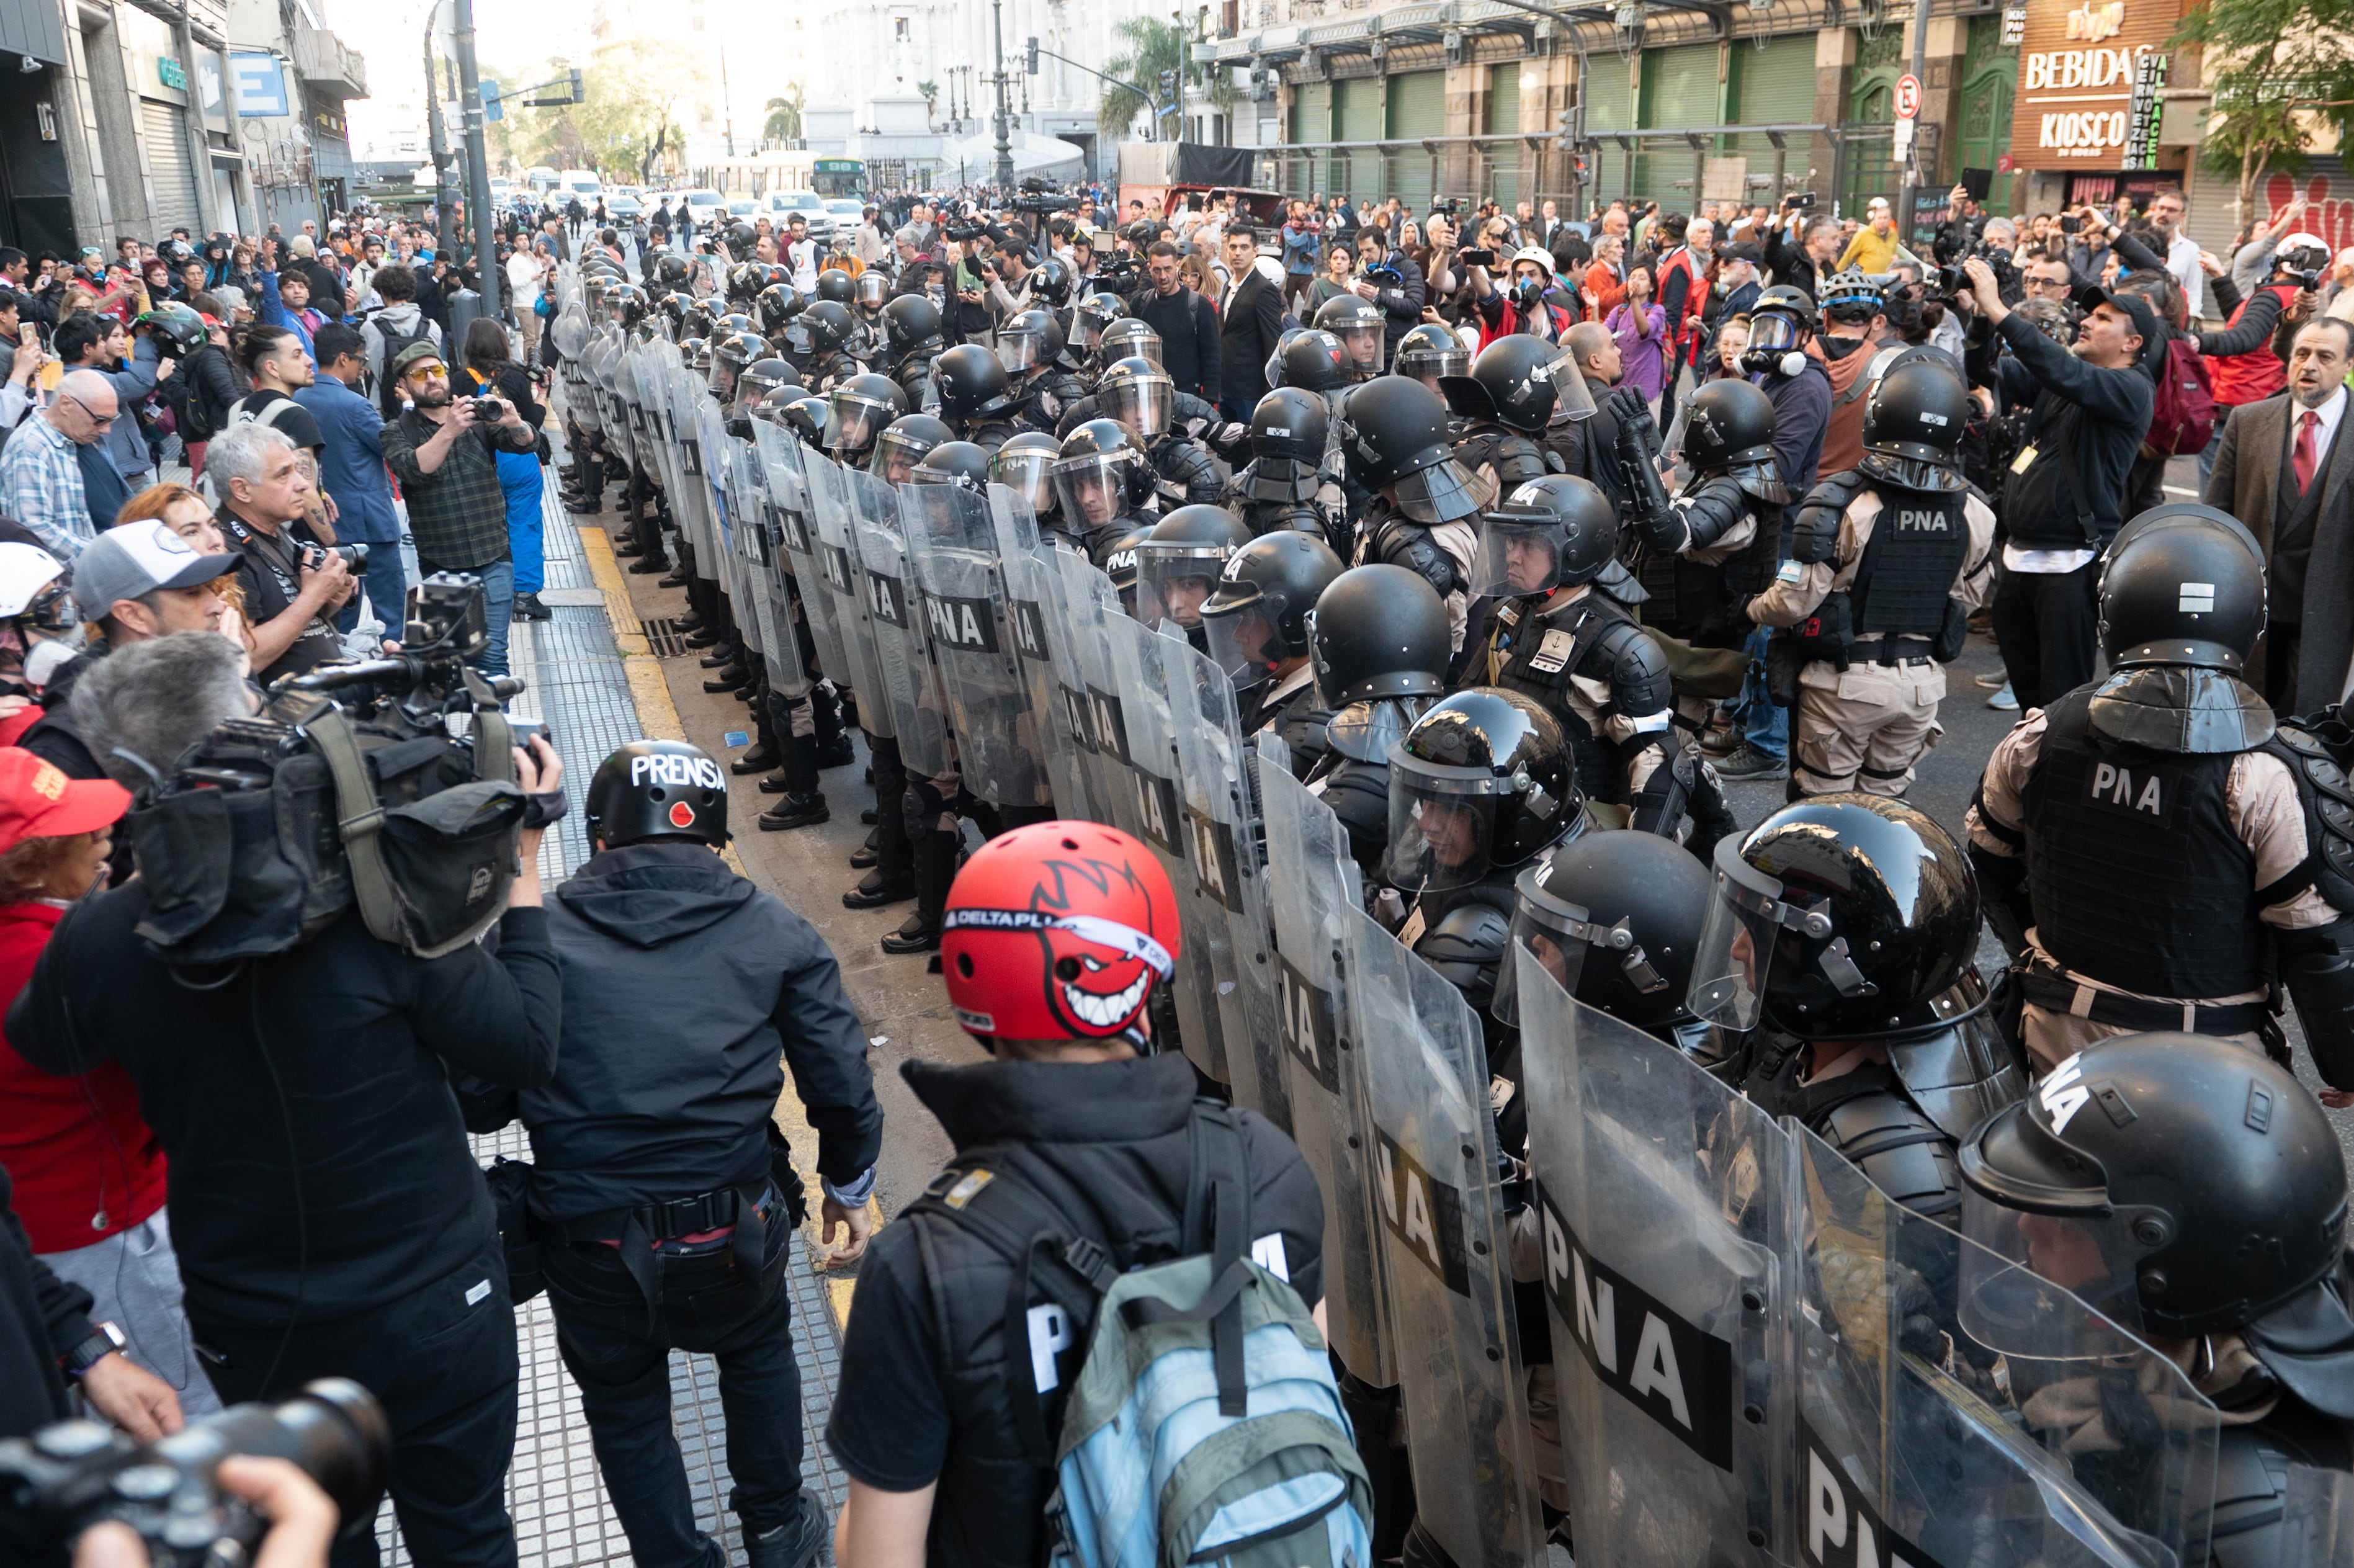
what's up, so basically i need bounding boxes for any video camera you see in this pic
[2280,235,2332,289]
[0,1380,390,1568]
[1011,177,1075,217]
[1086,255,1143,292]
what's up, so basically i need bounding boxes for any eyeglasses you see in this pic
[58,393,115,428]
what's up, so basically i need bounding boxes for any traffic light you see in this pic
[1026,36,1039,74]
[1556,107,1575,150]
[1158,68,1177,102]
[569,67,584,102]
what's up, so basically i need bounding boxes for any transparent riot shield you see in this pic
[1103,611,1230,1087]
[1515,956,1788,1565]
[1043,545,1125,828]
[1792,1127,2221,1568]
[633,344,683,537]
[1348,911,1544,1568]
[756,424,851,681]
[733,434,810,700]
[987,486,1089,817]
[803,449,892,740]
[897,481,1050,813]
[1159,631,1286,1126]
[2286,1467,2354,1566]
[847,468,951,777]
[1255,738,1391,1388]
[669,369,719,579]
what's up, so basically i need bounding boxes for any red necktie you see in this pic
[2296,409,2322,495]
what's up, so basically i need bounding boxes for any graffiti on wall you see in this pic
[2262,169,2354,250]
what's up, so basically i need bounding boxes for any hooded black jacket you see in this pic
[527,840,881,1221]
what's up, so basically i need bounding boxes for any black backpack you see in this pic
[371,316,434,419]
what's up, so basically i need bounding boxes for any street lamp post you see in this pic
[991,0,1014,189]
[423,9,455,248]
[452,0,501,315]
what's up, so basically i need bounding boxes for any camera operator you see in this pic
[985,235,1037,323]
[378,341,532,679]
[6,708,566,1568]
[1959,254,2155,714]
[208,423,354,684]
[1348,225,1426,362]
[1763,203,1843,302]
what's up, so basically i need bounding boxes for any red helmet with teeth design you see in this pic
[940,821,1181,1048]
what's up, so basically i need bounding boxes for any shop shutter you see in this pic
[1288,81,1332,197]
[1486,61,1522,205]
[1386,69,1444,208]
[140,101,200,238]
[1642,42,1719,130]
[1581,53,1636,207]
[1724,34,1816,202]
[1334,76,1385,199]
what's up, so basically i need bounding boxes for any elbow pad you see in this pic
[1791,472,1869,567]
[2278,915,2354,1091]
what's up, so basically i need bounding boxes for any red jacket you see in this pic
[2208,282,2295,408]
[0,901,168,1253]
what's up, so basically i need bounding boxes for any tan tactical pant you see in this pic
[1791,660,1946,797]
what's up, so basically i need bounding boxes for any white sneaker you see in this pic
[1987,680,2019,711]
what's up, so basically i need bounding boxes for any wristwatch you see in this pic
[62,1320,126,1380]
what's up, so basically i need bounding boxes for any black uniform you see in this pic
[1631,473,1783,652]
[1477,588,1678,812]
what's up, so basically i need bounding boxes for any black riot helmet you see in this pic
[2096,503,2268,673]
[816,268,855,306]
[854,272,888,311]
[681,298,720,340]
[1280,329,1353,395]
[1099,318,1163,370]
[1440,334,1560,435]
[996,308,1065,375]
[714,311,759,340]
[781,393,831,443]
[654,253,692,290]
[738,356,802,409]
[1741,284,1820,377]
[882,293,944,356]
[657,293,691,332]
[753,283,805,336]
[710,331,769,397]
[1680,380,1791,503]
[1689,794,1982,1039]
[1135,504,1251,632]
[1103,521,1155,606]
[1471,475,1619,599]
[873,412,954,484]
[1311,564,1451,707]
[727,220,758,254]
[1859,357,1972,493]
[586,739,729,849]
[933,343,1016,422]
[824,373,908,457]
[1070,292,1124,359]
[990,429,1061,517]
[1493,830,1717,1030]
[1394,322,1470,392]
[910,440,993,492]
[785,299,855,359]
[1031,257,1074,309]
[752,386,798,426]
[604,283,649,328]
[1338,376,1486,526]
[1313,294,1386,380]
[1053,419,1154,527]
[1250,387,1328,467]
[1098,356,1175,440]
[1959,1032,2350,1343]
[1384,689,1583,894]
[1200,531,1345,686]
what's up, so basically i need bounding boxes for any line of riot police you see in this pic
[537,231,2354,1567]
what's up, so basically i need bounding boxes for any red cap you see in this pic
[0,748,130,854]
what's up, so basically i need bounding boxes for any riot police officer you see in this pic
[1959,1033,2354,1567]
[823,374,906,467]
[1966,503,2354,1083]
[1739,357,1995,800]
[931,343,1023,452]
[879,295,946,405]
[1393,321,1470,398]
[784,300,860,392]
[1619,379,1791,661]
[1198,530,1346,773]
[989,430,1063,533]
[1688,795,2023,1219]
[871,412,952,486]
[1227,387,1345,553]
[1132,504,1250,650]
[1339,376,1488,649]
[1303,564,1453,875]
[995,308,1087,434]
[521,739,882,1568]
[1314,295,1387,382]
[753,283,805,343]
[1098,356,1224,511]
[1050,419,1158,569]
[1467,474,1683,825]
[1441,334,1565,495]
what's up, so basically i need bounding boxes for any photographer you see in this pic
[9,700,565,1568]
[1348,225,1425,361]
[948,230,997,349]
[209,423,353,684]
[377,341,533,678]
[1763,205,1843,302]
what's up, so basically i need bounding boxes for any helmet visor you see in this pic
[1472,509,1564,598]
[782,321,817,358]
[1103,329,1164,368]
[1544,352,1600,422]
[1687,835,1843,1030]
[873,426,941,485]
[1747,313,1803,356]
[1070,309,1110,355]
[1052,451,1135,529]
[1101,375,1174,440]
[996,329,1045,374]
[856,274,888,309]
[1135,542,1230,632]
[1397,344,1470,388]
[1201,601,1281,688]
[1391,457,1489,526]
[1492,862,1675,1026]
[1334,323,1385,378]
[1382,750,1511,895]
[824,392,893,454]
[740,367,792,406]
[1320,696,1421,759]
[990,446,1056,514]
[707,359,739,398]
[1957,1177,2155,1359]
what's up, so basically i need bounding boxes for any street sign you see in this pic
[482,79,501,121]
[1894,73,1922,120]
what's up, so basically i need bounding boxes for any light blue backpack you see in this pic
[921,1102,1375,1568]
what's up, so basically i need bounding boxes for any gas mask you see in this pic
[1740,312,1809,379]
[1511,276,1548,314]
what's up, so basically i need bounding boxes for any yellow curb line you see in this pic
[578,519,874,1332]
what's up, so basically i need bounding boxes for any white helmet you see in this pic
[0,542,65,617]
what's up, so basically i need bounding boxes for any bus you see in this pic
[707,151,866,200]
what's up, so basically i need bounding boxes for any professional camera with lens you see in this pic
[300,542,369,573]
[0,1380,391,1568]
[1363,264,1405,289]
[472,394,504,424]
[127,572,537,965]
[1087,255,1143,291]
[1011,177,1075,217]
[942,220,987,244]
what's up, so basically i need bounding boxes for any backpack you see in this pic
[918,1103,1375,1568]
[371,315,434,419]
[2144,334,2218,457]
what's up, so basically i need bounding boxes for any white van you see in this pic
[557,169,604,200]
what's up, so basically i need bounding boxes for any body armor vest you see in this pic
[2023,688,2267,998]
[1485,591,1668,804]
[1453,423,1552,486]
[1850,485,1968,642]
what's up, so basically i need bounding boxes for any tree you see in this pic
[1098,16,1236,140]
[916,79,940,127]
[2175,0,2354,220]
[485,39,705,185]
[764,84,804,145]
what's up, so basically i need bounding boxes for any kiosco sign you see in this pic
[2007,0,2178,170]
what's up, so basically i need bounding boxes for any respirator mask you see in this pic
[1740,311,1809,379]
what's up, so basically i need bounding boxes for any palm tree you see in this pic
[763,84,803,145]
[916,79,940,128]
[1098,17,1183,138]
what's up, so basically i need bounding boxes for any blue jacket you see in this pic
[98,338,161,480]
[256,272,318,360]
[294,377,401,544]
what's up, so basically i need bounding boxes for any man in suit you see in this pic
[2206,316,2354,714]
[1217,225,1285,426]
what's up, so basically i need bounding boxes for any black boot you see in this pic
[733,744,780,774]
[743,1488,831,1568]
[758,771,795,794]
[703,665,748,693]
[843,869,916,908]
[880,830,956,954]
[628,551,671,573]
[758,791,830,830]
[849,825,880,868]
[699,646,735,667]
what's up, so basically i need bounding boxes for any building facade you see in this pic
[227,0,367,236]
